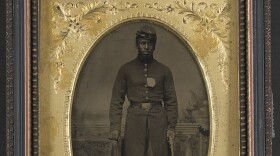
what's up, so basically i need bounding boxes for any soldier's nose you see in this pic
[144,43,148,49]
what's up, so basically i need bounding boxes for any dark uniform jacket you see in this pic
[109,56,178,132]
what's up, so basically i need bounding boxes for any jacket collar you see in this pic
[136,54,155,64]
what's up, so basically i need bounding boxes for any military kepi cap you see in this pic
[136,25,157,41]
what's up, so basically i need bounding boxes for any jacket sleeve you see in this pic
[163,69,178,131]
[109,66,127,131]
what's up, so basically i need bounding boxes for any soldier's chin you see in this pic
[141,54,151,58]
[139,54,152,60]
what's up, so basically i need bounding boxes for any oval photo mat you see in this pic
[71,22,209,156]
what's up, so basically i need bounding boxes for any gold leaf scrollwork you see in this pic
[175,1,231,47]
[51,1,138,93]
[109,2,138,15]
[52,1,139,37]
[145,1,232,53]
[52,1,109,36]
[144,3,175,13]
[146,1,232,90]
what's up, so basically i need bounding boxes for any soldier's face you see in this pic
[136,38,155,57]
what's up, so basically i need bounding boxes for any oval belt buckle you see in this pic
[141,103,151,111]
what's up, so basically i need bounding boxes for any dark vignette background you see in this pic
[0,0,6,155]
[272,0,280,155]
[0,0,279,156]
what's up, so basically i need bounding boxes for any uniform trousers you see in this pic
[123,105,170,156]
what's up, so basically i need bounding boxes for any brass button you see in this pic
[144,64,147,66]
[144,68,147,72]
[145,97,149,100]
[146,90,149,94]
[144,74,148,77]
[144,84,148,87]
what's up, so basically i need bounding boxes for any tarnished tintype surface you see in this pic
[72,23,209,156]
[39,0,239,155]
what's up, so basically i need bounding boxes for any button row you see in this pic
[145,63,148,101]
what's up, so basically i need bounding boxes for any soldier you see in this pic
[109,25,178,156]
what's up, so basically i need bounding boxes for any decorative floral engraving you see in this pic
[52,1,138,35]
[51,1,138,93]
[145,1,232,90]
[52,2,107,38]
[109,2,138,15]
[144,3,175,13]
[145,1,231,49]
[175,1,231,48]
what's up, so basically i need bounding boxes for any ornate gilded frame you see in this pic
[5,0,272,156]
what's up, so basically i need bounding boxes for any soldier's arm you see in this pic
[163,69,178,131]
[109,66,127,132]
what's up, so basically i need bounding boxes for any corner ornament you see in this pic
[145,1,231,52]
[145,1,232,90]
[50,1,138,93]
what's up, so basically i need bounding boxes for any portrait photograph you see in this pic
[71,22,209,156]
[4,0,273,155]
[37,0,241,155]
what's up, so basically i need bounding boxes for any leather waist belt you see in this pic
[130,102,162,111]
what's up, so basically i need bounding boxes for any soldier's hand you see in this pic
[109,130,120,141]
[167,129,175,141]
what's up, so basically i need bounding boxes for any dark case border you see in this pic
[0,0,7,155]
[264,0,272,155]
[6,0,39,155]
[253,0,272,155]
[6,0,14,155]
[271,0,280,155]
[30,0,39,155]
[7,0,26,155]
[5,0,272,155]
[239,0,247,155]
